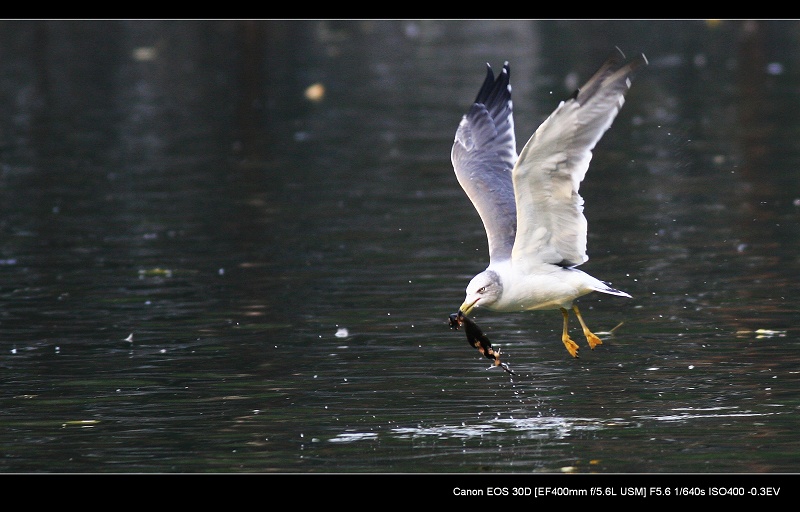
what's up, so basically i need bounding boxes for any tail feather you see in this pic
[597,282,632,298]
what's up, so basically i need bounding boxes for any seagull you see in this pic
[451,48,647,358]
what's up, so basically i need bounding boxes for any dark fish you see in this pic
[449,310,514,374]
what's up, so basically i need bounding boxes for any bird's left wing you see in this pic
[510,49,647,271]
[452,62,518,263]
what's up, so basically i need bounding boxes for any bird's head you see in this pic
[459,270,502,316]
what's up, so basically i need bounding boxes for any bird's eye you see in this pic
[478,286,486,293]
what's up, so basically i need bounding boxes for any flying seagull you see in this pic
[451,48,647,358]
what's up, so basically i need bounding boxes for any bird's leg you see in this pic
[572,304,603,349]
[559,307,580,358]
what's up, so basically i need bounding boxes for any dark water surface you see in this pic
[0,20,799,474]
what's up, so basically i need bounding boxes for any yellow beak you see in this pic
[459,297,478,316]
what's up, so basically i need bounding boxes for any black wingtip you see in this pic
[473,64,497,104]
[569,49,648,105]
[473,61,512,111]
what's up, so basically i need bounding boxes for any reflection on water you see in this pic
[391,416,639,441]
[0,20,799,474]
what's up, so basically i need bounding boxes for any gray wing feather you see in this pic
[451,63,518,263]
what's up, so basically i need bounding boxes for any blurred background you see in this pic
[0,20,798,473]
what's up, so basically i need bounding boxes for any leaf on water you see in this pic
[138,268,173,278]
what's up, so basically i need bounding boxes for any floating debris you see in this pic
[755,329,787,338]
[304,83,325,102]
[62,420,100,428]
[595,322,625,336]
[735,328,787,339]
[335,327,349,338]
[132,46,158,61]
[138,268,173,278]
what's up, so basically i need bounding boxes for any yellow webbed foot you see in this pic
[562,335,580,358]
[559,307,580,358]
[585,331,603,349]
[572,304,603,350]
